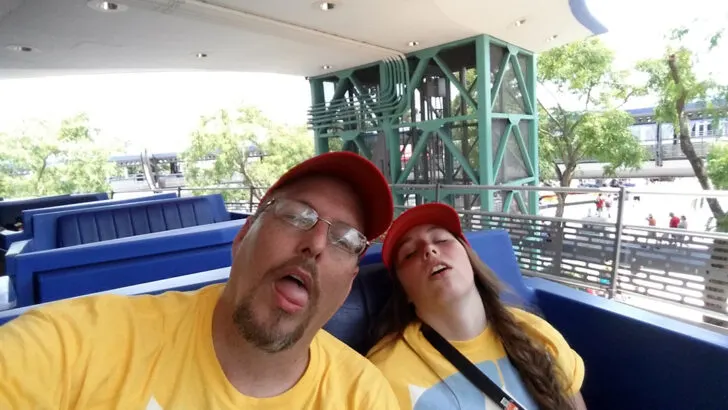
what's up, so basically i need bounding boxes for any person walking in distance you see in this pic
[595,194,605,217]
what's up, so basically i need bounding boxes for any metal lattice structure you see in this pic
[307,35,539,214]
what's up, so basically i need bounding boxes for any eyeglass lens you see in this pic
[271,199,367,255]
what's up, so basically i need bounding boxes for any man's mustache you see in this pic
[268,256,319,292]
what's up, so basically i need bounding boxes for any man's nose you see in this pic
[297,220,329,259]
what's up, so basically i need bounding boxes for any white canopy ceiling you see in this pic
[0,0,606,79]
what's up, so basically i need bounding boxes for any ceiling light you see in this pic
[6,45,35,53]
[514,19,526,27]
[322,65,332,70]
[101,1,118,11]
[195,52,208,58]
[319,2,335,11]
[87,1,128,13]
[547,34,558,42]
[408,41,420,47]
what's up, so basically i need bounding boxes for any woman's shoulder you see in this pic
[507,307,570,348]
[507,307,585,394]
[366,323,421,368]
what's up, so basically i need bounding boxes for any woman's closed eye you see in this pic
[401,249,416,260]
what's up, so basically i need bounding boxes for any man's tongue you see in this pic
[273,277,309,313]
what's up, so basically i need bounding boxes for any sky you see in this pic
[0,0,726,154]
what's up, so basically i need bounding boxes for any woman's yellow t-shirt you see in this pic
[367,308,584,410]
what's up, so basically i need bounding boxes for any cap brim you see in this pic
[381,203,465,270]
[262,151,393,241]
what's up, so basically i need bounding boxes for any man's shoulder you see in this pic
[314,329,387,378]
[313,330,400,407]
[314,329,368,363]
[17,283,223,329]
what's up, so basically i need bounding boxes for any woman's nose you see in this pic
[423,244,438,259]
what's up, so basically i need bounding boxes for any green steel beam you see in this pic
[476,35,494,210]
[396,130,431,184]
[492,121,514,180]
[308,34,540,215]
[435,128,479,184]
[509,50,534,115]
[309,79,328,154]
[512,119,535,177]
[490,49,511,106]
[526,52,539,214]
[433,55,478,111]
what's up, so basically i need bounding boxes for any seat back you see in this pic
[0,193,107,229]
[21,193,177,235]
[32,195,229,251]
[466,230,536,307]
[0,193,179,252]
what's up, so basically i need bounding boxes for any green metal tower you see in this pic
[307,35,539,215]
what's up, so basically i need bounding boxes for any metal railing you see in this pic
[111,182,728,328]
[557,133,728,164]
[390,183,728,328]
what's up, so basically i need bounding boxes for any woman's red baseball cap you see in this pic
[381,202,467,269]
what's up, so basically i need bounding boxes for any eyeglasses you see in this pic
[262,198,369,256]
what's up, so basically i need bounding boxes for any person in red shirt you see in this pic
[668,212,681,246]
[669,212,680,228]
[595,194,605,216]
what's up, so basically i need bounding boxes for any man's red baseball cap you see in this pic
[260,151,394,241]
[381,202,467,270]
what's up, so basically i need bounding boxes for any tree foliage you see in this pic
[0,113,123,198]
[637,20,728,222]
[182,106,314,204]
[538,38,647,215]
[707,144,728,190]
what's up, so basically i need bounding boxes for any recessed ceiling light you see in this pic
[195,52,208,58]
[6,45,35,53]
[514,19,526,27]
[408,41,420,47]
[319,2,335,11]
[547,34,558,42]
[321,65,332,70]
[87,1,128,13]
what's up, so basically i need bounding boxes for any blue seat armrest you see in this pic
[0,267,231,326]
[6,239,31,259]
[228,211,251,220]
[526,277,728,410]
[0,230,27,250]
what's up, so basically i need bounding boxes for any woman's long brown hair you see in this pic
[371,238,574,410]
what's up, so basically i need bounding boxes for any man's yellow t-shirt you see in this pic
[367,308,584,410]
[0,284,400,409]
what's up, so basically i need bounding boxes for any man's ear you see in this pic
[232,215,257,256]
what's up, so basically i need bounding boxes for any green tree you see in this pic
[707,144,728,189]
[706,143,728,230]
[538,38,647,216]
[0,113,123,198]
[183,106,314,205]
[637,23,728,224]
[638,19,728,326]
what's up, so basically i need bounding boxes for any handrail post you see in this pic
[434,183,441,202]
[609,186,627,299]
